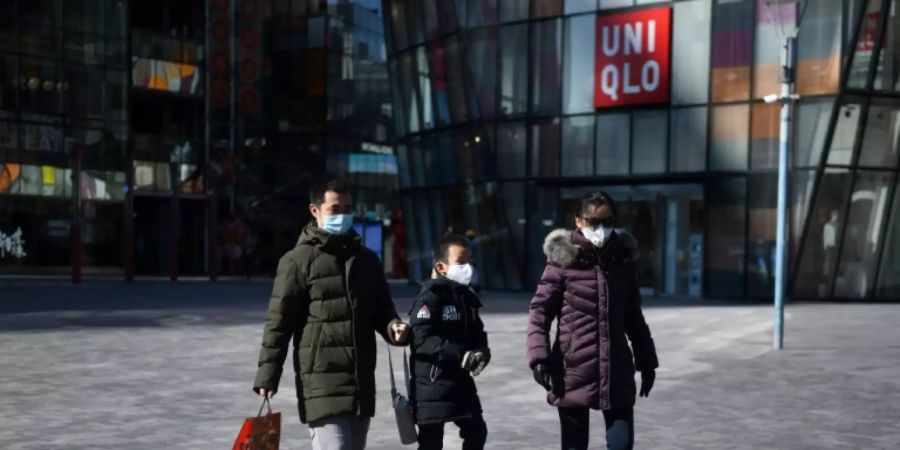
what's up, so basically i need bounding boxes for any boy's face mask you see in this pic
[445,263,474,285]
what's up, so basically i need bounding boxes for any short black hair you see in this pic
[433,233,470,263]
[309,175,351,205]
[578,191,617,224]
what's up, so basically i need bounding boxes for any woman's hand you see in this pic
[532,364,552,391]
[639,369,655,397]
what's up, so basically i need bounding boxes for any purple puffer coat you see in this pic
[526,228,658,410]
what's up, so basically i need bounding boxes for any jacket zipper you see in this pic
[599,267,611,409]
[342,253,360,414]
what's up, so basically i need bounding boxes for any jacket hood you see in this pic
[543,228,641,267]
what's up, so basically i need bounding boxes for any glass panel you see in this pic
[65,0,102,33]
[751,102,779,170]
[874,1,900,90]
[527,184,560,285]
[416,47,434,130]
[561,115,594,177]
[566,0,596,15]
[793,169,852,298]
[405,0,425,46]
[599,0,633,9]
[672,0,711,105]
[466,28,498,119]
[596,113,629,175]
[707,177,747,297]
[442,37,469,124]
[711,0,753,102]
[847,0,882,89]
[428,41,450,127]
[500,0,530,23]
[796,2,843,95]
[794,97,835,168]
[389,0,408,50]
[533,0,563,18]
[748,173,777,297]
[753,0,796,99]
[710,104,749,171]
[499,24,529,117]
[563,15,596,114]
[497,122,527,178]
[791,169,817,264]
[834,171,894,298]
[467,0,498,27]
[670,107,707,172]
[424,0,440,39]
[397,145,411,187]
[531,118,561,177]
[437,0,458,35]
[410,138,425,187]
[531,19,562,115]
[0,55,16,112]
[399,53,421,133]
[826,98,864,166]
[876,177,900,298]
[19,58,62,116]
[632,110,667,174]
[499,182,526,289]
[858,99,900,167]
[66,67,105,119]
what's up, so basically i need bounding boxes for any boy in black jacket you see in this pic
[409,234,490,450]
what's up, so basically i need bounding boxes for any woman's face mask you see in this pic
[581,224,609,247]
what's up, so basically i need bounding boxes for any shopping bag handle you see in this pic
[386,345,410,398]
[257,396,272,416]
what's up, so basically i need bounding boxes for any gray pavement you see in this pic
[0,280,898,449]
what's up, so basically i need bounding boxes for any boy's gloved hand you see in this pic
[461,349,491,376]
[532,364,552,391]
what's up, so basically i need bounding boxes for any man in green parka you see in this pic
[253,176,410,450]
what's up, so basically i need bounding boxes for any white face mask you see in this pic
[581,225,609,247]
[445,263,474,285]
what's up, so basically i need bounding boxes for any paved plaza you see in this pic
[0,279,898,449]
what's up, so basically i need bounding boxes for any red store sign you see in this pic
[594,7,672,108]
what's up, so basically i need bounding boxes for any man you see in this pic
[253,176,410,450]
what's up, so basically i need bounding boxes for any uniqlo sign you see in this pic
[594,7,671,108]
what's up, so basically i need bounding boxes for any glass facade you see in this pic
[385,0,900,300]
[1,0,398,279]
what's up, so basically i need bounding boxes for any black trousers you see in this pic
[557,407,634,450]
[417,415,487,450]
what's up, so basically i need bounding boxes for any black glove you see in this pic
[532,364,552,391]
[639,369,655,397]
[462,349,490,376]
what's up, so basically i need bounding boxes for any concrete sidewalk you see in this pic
[0,280,898,449]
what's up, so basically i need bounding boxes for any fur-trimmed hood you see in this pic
[542,228,641,267]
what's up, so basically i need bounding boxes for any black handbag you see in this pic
[387,345,418,445]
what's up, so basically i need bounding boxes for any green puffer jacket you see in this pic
[253,222,403,424]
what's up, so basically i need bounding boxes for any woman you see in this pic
[526,192,658,450]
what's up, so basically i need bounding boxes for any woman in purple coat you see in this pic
[526,192,658,450]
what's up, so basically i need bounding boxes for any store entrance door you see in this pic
[562,184,704,298]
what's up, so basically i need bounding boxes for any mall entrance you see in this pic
[562,184,704,298]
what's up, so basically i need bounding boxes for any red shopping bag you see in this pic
[233,397,281,450]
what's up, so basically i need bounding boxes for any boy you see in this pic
[409,234,490,450]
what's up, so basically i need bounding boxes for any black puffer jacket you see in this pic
[408,277,489,424]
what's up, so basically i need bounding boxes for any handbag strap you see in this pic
[387,344,398,397]
[257,396,272,416]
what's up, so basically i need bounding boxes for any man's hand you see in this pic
[639,369,655,397]
[532,364,552,391]
[257,388,275,399]
[461,349,491,376]
[392,322,410,344]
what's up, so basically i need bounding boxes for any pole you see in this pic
[71,145,83,285]
[773,37,797,350]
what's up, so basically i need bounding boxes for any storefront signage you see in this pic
[0,227,27,259]
[594,7,671,108]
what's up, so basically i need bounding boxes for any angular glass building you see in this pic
[384,0,900,300]
[0,0,397,279]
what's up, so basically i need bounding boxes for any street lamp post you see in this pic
[765,35,800,350]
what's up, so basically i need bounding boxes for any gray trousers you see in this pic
[308,415,371,450]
